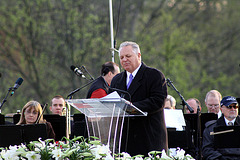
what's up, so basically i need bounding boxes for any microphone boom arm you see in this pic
[67,79,96,99]
[166,78,194,113]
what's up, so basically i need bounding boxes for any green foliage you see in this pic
[0,0,240,115]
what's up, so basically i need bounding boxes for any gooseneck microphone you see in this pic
[70,65,86,79]
[11,78,24,96]
[0,77,24,110]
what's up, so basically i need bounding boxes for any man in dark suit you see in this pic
[110,41,168,156]
[202,96,240,160]
[87,61,120,98]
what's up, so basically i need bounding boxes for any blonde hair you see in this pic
[17,100,45,125]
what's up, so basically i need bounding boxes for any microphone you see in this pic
[70,65,86,79]
[11,78,24,96]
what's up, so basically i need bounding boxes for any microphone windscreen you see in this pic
[16,78,23,85]
[70,65,76,71]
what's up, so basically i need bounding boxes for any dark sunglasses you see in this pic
[226,105,239,109]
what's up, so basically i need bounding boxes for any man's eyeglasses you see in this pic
[225,105,239,109]
[207,104,219,108]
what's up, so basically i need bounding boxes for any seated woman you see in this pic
[17,100,55,140]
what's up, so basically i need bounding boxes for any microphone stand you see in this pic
[0,87,13,113]
[166,78,194,113]
[167,78,201,159]
[66,66,95,141]
[67,79,96,99]
[67,65,96,99]
[81,66,94,81]
[196,106,202,160]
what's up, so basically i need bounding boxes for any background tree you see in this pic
[0,0,240,115]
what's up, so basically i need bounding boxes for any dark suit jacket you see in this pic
[110,62,168,156]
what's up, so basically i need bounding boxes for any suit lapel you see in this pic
[115,71,127,90]
[127,63,146,96]
[234,116,240,125]
[217,116,227,126]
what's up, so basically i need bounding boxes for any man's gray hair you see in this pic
[205,90,222,102]
[119,41,141,55]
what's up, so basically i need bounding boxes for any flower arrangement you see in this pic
[0,136,194,160]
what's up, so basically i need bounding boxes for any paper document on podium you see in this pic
[100,91,121,102]
[164,109,186,131]
[66,92,147,117]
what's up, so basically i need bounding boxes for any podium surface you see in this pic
[66,96,147,154]
[66,98,147,117]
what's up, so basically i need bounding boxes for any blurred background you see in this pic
[0,0,239,115]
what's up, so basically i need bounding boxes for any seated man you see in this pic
[87,61,120,98]
[202,96,240,160]
[185,98,201,114]
[205,90,222,118]
[49,95,74,139]
[50,95,65,116]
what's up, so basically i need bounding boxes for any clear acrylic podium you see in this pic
[66,96,147,154]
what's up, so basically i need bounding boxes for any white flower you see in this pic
[25,151,41,160]
[2,150,19,160]
[174,148,185,160]
[91,145,102,159]
[98,144,111,155]
[52,147,63,160]
[8,145,18,151]
[185,154,195,160]
[0,150,6,159]
[36,138,46,149]
[34,141,46,152]
[105,154,114,160]
[160,149,172,160]
[134,156,144,160]
[1,145,21,160]
[169,148,177,157]
[91,144,112,159]
[121,152,131,160]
